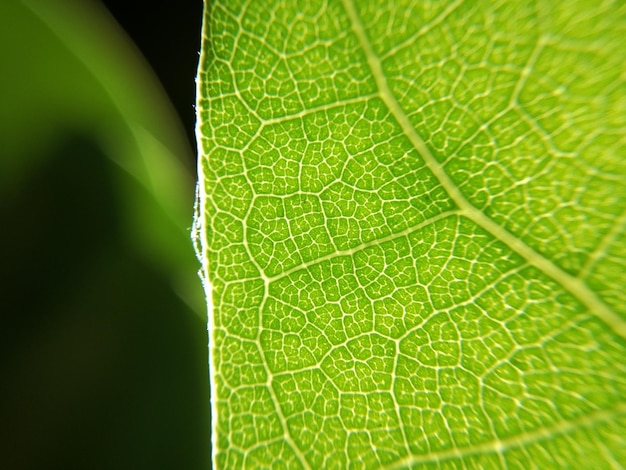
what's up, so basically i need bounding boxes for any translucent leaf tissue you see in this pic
[195,1,626,468]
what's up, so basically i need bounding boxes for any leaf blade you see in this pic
[196,0,626,467]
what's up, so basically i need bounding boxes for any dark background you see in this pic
[102,0,204,168]
[0,1,210,469]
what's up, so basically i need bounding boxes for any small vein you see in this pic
[260,93,378,126]
[578,206,626,280]
[257,348,311,470]
[340,0,626,340]
[388,402,626,469]
[267,210,460,284]
[381,0,464,60]
[238,186,310,470]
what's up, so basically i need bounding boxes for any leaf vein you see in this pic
[341,0,626,339]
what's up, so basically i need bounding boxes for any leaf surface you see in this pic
[196,0,626,468]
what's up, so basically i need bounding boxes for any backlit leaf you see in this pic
[195,1,626,468]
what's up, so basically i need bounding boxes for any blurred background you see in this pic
[0,0,210,468]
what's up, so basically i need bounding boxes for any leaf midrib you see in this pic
[340,0,626,340]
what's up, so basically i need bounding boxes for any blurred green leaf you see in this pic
[0,1,208,468]
[1,0,203,313]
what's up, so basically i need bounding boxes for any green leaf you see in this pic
[195,0,626,468]
[1,0,204,316]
